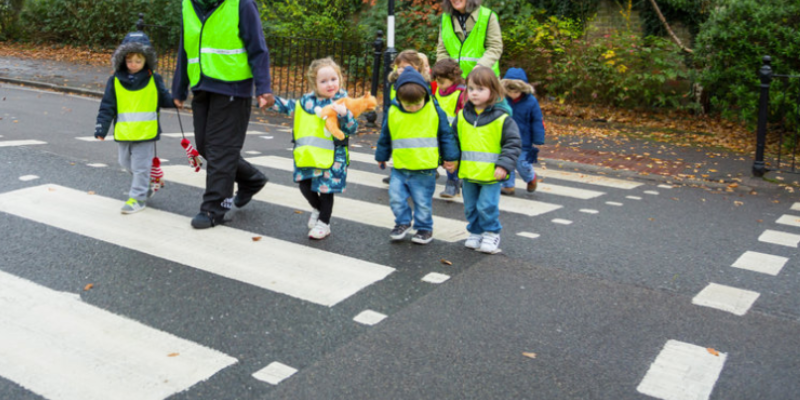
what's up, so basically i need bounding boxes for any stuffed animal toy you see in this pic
[314,94,378,140]
[180,138,202,172]
[149,156,165,192]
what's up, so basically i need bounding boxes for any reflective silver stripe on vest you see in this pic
[392,137,438,149]
[188,57,199,64]
[117,112,158,123]
[458,57,481,62]
[295,136,335,150]
[462,151,498,163]
[200,48,247,55]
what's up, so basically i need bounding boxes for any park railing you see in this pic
[135,14,385,122]
[753,56,800,176]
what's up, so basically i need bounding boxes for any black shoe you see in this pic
[389,224,411,240]
[191,212,226,229]
[412,230,433,244]
[382,176,391,185]
[233,174,268,208]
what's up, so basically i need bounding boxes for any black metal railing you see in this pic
[753,56,800,176]
[137,14,179,89]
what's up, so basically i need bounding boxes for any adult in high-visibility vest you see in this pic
[172,0,275,229]
[436,0,503,78]
[94,31,175,214]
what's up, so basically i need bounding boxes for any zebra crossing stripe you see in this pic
[0,184,394,307]
[758,229,800,248]
[776,214,800,228]
[0,139,47,147]
[161,131,265,138]
[637,340,727,400]
[248,156,563,217]
[161,166,469,242]
[0,269,237,400]
[346,151,605,200]
[537,169,643,189]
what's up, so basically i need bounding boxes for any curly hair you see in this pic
[431,58,465,86]
[306,57,345,96]
[387,49,431,83]
[441,0,481,14]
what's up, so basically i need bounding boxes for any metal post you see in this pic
[382,0,398,117]
[753,55,773,177]
[136,13,144,32]
[365,30,384,127]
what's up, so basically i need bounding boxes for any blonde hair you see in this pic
[467,67,505,105]
[501,79,534,95]
[306,57,345,96]
[125,52,145,61]
[388,49,431,83]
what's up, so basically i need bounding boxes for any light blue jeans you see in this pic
[462,180,502,234]
[501,148,536,188]
[389,168,437,232]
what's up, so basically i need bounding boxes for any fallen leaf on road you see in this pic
[294,210,303,214]
[252,236,262,241]
[522,352,537,359]
[167,353,179,357]
[734,201,743,206]
[440,259,453,265]
[83,283,94,291]
[707,348,719,356]
[757,219,763,223]
[728,183,739,188]
[87,191,95,195]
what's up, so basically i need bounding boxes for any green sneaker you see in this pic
[121,198,146,214]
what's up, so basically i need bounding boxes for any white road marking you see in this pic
[86,163,107,168]
[552,218,573,225]
[0,270,237,400]
[260,136,274,139]
[353,310,387,326]
[637,340,727,400]
[692,283,760,316]
[18,175,39,181]
[791,202,800,212]
[348,152,605,199]
[606,201,623,206]
[731,251,788,276]
[252,362,297,385]
[245,150,262,155]
[579,209,599,214]
[0,184,394,307]
[248,156,563,217]
[162,166,468,242]
[422,273,450,284]
[161,131,264,138]
[626,196,642,200]
[516,232,540,239]
[758,229,800,247]
[0,140,46,147]
[75,136,99,141]
[537,169,643,189]
[644,190,659,195]
[657,184,674,189]
[776,214,800,228]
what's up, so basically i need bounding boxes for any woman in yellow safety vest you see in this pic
[436,0,503,78]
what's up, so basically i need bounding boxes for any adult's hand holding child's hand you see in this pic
[443,161,458,173]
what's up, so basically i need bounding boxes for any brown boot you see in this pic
[527,179,538,193]
[500,187,515,196]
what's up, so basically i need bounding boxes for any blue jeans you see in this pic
[462,180,502,234]
[501,148,536,188]
[389,169,436,231]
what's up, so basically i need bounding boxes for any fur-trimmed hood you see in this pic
[111,31,158,72]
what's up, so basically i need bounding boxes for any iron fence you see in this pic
[753,56,800,176]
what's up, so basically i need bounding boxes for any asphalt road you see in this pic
[1,83,798,400]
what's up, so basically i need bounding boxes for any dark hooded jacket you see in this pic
[375,67,461,169]
[451,98,521,176]
[171,0,272,100]
[503,67,545,147]
[94,32,174,140]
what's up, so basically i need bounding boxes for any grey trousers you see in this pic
[118,141,155,201]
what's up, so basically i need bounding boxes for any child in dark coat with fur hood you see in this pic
[94,31,174,214]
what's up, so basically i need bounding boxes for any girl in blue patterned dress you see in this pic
[273,57,359,239]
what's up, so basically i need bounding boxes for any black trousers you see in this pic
[192,91,265,216]
[298,180,334,224]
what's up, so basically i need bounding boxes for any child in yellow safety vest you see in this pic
[452,67,521,254]
[431,58,468,198]
[375,67,460,245]
[94,31,174,215]
[272,57,360,240]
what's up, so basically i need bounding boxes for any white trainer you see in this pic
[307,208,321,229]
[464,233,482,249]
[478,232,501,254]
[308,220,331,240]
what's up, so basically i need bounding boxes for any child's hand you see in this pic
[443,161,458,173]
[174,99,184,109]
[95,135,104,141]
[494,166,507,181]
[377,161,386,170]
[331,103,348,117]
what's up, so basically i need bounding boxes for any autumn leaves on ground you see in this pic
[1,41,762,180]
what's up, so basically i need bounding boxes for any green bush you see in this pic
[0,0,25,40]
[546,29,690,108]
[19,0,181,48]
[258,0,367,41]
[694,0,800,126]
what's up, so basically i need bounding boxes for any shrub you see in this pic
[0,0,25,40]
[694,0,800,126]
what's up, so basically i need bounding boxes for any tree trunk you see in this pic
[647,0,693,54]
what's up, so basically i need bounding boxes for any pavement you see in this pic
[2,54,798,192]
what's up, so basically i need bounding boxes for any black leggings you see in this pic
[299,180,334,224]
